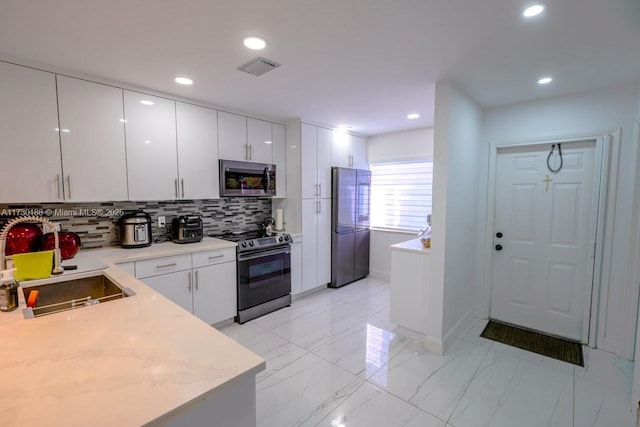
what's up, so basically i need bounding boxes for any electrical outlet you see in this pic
[158,216,166,227]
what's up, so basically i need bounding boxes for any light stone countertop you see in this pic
[390,238,431,255]
[0,237,265,427]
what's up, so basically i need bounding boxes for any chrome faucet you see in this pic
[0,216,63,275]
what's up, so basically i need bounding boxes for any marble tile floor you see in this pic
[218,277,636,427]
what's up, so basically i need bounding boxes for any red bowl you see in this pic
[5,223,43,255]
[40,232,81,260]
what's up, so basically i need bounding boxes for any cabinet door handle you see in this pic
[56,175,61,200]
[318,184,322,197]
[66,175,72,199]
[244,144,249,160]
[318,200,321,214]
[249,145,253,160]
[188,271,192,292]
[181,179,185,198]
[195,270,199,290]
[174,179,179,198]
[208,254,225,260]
[156,262,177,269]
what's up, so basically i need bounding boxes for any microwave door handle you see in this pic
[263,167,270,193]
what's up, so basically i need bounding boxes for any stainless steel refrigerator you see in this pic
[330,167,370,288]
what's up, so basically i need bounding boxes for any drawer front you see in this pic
[135,254,192,279]
[116,261,135,276]
[192,247,236,268]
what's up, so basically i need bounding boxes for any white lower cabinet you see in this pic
[192,247,237,325]
[290,237,302,296]
[301,199,331,292]
[193,262,237,325]
[135,248,237,324]
[142,270,194,313]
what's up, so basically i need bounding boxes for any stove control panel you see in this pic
[238,234,292,252]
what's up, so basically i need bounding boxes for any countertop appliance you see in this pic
[210,229,292,323]
[172,215,203,243]
[219,159,276,197]
[119,211,152,248]
[330,167,371,288]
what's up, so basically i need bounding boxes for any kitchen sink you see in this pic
[21,274,132,318]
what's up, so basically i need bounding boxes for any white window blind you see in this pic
[370,161,433,231]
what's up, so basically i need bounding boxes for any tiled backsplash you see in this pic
[0,199,272,249]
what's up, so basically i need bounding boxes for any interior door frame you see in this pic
[481,134,616,346]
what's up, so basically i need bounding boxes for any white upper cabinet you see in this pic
[247,118,273,164]
[301,123,317,199]
[57,76,128,201]
[331,130,368,169]
[317,127,333,197]
[351,135,368,169]
[0,62,62,202]
[176,102,219,199]
[124,91,178,201]
[331,131,352,168]
[301,124,332,199]
[218,111,247,161]
[272,123,286,198]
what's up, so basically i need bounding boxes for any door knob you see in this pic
[495,244,503,251]
[496,232,503,238]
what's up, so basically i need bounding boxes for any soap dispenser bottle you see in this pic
[0,268,19,312]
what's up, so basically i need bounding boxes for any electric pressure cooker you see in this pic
[119,211,152,248]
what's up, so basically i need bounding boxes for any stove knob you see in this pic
[284,235,290,241]
[279,236,283,242]
[249,241,255,247]
[241,242,247,248]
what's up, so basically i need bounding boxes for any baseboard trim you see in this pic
[442,307,475,354]
[395,325,444,355]
[369,269,390,282]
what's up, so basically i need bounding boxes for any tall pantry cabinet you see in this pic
[276,121,333,294]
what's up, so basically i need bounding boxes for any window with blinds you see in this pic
[370,161,433,231]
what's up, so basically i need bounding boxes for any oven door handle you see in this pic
[238,247,291,261]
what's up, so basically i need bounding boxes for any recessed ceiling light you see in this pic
[264,140,272,144]
[140,100,155,106]
[523,4,545,18]
[144,140,151,144]
[538,76,553,85]
[243,36,267,50]
[407,113,420,119]
[174,76,194,85]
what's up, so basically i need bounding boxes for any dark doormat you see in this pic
[480,320,584,367]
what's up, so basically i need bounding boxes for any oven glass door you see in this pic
[237,247,291,310]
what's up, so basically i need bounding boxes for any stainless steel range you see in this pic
[210,230,292,323]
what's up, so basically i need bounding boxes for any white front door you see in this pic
[490,141,599,342]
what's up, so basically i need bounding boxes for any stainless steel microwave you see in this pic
[219,159,276,197]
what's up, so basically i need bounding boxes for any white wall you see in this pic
[367,127,434,280]
[368,127,433,163]
[432,81,481,350]
[630,82,640,406]
[479,80,640,359]
[369,230,417,281]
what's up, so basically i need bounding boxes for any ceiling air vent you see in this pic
[237,57,281,76]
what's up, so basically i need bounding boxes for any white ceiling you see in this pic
[1,0,640,136]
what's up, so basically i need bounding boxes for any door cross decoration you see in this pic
[543,175,553,192]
